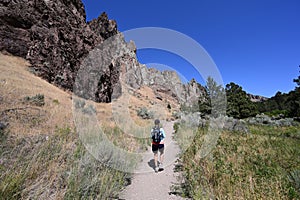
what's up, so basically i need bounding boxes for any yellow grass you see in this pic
[0,53,175,135]
[0,52,182,199]
[0,53,73,136]
[0,53,179,156]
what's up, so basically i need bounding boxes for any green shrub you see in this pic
[23,94,45,106]
[265,109,289,117]
[172,111,181,119]
[173,122,179,133]
[288,170,300,198]
[137,107,153,119]
[82,104,97,115]
[52,99,59,104]
[74,98,86,109]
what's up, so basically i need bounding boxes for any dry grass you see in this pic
[0,53,73,136]
[0,52,149,148]
[0,54,123,198]
[0,53,181,199]
[175,122,300,199]
[0,53,132,199]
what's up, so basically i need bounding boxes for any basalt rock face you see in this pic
[88,12,119,40]
[0,0,206,105]
[182,78,207,105]
[121,54,206,105]
[0,0,104,91]
[74,34,136,102]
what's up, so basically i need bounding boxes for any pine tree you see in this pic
[226,82,257,119]
[291,65,300,117]
[293,65,300,87]
[256,65,300,118]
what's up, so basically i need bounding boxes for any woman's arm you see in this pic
[160,128,166,140]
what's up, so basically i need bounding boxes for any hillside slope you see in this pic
[0,53,73,136]
[0,53,184,199]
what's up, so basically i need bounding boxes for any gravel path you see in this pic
[118,121,188,200]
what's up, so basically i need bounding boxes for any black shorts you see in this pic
[152,143,164,153]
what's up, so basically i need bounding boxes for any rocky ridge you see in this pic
[0,0,205,106]
[247,93,268,102]
[119,50,207,105]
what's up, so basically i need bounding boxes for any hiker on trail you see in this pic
[151,119,166,172]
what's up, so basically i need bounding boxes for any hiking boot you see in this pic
[159,163,163,170]
[155,166,159,173]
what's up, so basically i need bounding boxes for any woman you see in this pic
[151,119,166,172]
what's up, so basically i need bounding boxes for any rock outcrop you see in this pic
[0,0,104,91]
[120,53,206,105]
[0,0,206,105]
[88,12,119,40]
[247,94,268,102]
[182,78,207,105]
[74,33,136,102]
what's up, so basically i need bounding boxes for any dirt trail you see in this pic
[119,121,187,200]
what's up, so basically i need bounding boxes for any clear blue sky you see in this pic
[81,0,300,97]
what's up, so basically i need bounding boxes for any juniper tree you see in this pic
[225,82,257,119]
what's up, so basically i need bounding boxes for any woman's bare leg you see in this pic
[154,152,158,168]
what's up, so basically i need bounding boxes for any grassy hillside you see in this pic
[0,53,129,199]
[0,53,179,199]
[0,53,176,199]
[174,121,300,199]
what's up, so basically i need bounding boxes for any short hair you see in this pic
[154,119,160,125]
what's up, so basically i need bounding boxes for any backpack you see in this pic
[151,127,162,143]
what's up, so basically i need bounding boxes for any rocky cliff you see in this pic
[0,0,205,105]
[116,45,206,105]
[247,94,268,102]
[0,0,103,90]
